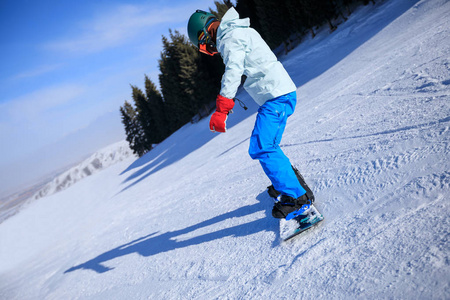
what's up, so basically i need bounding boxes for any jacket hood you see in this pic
[217,7,250,41]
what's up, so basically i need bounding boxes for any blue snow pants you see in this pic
[249,91,306,199]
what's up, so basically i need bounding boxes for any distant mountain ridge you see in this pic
[33,140,134,200]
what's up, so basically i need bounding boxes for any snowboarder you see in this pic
[187,8,312,220]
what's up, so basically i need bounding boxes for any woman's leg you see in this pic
[248,92,306,198]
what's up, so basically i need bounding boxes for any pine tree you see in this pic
[298,0,339,36]
[131,85,153,150]
[285,0,308,36]
[159,30,199,132]
[235,0,264,37]
[144,75,170,143]
[120,101,147,157]
[210,1,232,19]
[316,0,339,32]
[253,0,293,49]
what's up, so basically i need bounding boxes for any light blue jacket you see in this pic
[216,8,296,106]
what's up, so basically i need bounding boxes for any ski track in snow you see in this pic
[1,0,449,299]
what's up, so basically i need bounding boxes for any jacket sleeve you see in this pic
[219,34,246,99]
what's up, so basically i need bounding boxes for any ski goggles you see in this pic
[198,18,218,56]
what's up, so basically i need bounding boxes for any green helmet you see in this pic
[187,10,218,48]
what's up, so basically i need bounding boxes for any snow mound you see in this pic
[33,140,135,199]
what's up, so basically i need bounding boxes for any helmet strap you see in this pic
[199,43,218,56]
[198,18,219,56]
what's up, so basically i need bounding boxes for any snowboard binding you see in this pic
[272,194,311,220]
[267,165,315,203]
[268,165,316,220]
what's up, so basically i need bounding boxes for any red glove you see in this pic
[210,95,235,132]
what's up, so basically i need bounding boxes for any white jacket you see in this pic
[216,8,296,106]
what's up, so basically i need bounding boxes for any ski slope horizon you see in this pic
[1,0,449,299]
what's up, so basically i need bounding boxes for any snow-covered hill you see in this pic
[33,140,135,200]
[0,141,133,224]
[0,0,449,299]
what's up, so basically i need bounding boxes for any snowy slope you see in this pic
[1,0,449,299]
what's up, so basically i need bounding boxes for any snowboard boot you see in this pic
[272,194,311,219]
[267,165,315,202]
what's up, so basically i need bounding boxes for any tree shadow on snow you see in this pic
[117,98,258,194]
[64,191,279,274]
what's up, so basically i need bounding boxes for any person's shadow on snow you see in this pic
[64,191,279,274]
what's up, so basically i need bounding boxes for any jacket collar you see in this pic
[216,7,250,45]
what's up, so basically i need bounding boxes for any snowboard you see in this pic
[279,204,324,241]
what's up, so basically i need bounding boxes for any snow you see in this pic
[1,0,449,298]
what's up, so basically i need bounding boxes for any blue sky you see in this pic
[0,0,218,195]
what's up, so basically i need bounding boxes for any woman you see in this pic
[187,8,313,219]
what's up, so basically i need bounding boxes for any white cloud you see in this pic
[13,63,64,80]
[1,84,85,121]
[44,4,184,54]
